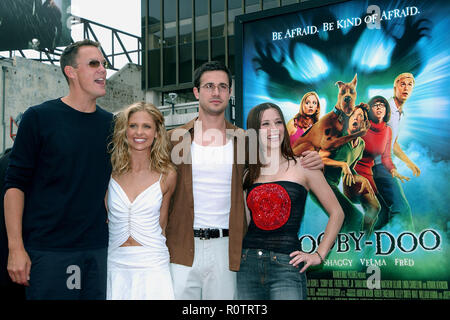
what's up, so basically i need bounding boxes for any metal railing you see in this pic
[159,102,199,129]
[3,16,142,71]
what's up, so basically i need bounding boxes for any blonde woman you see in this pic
[106,102,176,300]
[287,91,321,147]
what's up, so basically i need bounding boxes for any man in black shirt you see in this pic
[0,114,25,299]
[3,40,113,299]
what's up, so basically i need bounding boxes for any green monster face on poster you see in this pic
[239,0,450,300]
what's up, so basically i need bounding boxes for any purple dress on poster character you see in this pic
[288,92,321,148]
[289,124,305,147]
[289,118,313,147]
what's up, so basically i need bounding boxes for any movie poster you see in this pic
[238,0,449,299]
[0,0,72,51]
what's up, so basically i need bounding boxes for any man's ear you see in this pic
[64,65,76,81]
[193,86,200,100]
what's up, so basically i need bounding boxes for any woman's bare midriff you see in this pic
[119,236,142,247]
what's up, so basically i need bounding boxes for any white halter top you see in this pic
[107,175,169,260]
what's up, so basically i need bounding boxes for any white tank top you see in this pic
[191,140,233,229]
[107,175,169,262]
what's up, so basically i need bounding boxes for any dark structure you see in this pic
[142,0,309,97]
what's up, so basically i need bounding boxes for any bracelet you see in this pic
[315,251,324,264]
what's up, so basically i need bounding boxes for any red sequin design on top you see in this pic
[247,183,291,231]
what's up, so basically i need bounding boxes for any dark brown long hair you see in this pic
[244,102,296,190]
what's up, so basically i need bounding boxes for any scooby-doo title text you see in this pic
[272,5,420,41]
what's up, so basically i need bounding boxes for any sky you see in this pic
[70,0,141,36]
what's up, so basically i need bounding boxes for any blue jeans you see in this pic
[372,164,414,231]
[237,249,307,300]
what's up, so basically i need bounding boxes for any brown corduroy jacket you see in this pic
[166,118,247,271]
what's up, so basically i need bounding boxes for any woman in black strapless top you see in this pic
[237,103,344,300]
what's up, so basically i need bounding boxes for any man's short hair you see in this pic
[394,72,415,87]
[193,60,232,90]
[60,39,101,83]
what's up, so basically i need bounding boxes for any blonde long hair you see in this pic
[109,102,175,176]
[293,91,321,129]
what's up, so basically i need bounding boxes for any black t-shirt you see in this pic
[4,98,114,251]
[0,149,12,285]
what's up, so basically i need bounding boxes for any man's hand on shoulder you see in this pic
[300,150,324,171]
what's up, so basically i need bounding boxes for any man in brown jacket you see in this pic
[166,61,322,299]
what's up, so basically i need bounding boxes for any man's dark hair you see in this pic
[193,60,232,90]
[60,39,101,83]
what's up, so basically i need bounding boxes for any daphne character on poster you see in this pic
[287,91,321,147]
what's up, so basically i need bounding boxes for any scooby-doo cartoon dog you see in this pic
[291,74,370,155]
